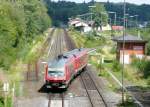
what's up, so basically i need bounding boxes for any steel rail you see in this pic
[80,74,94,107]
[48,93,51,107]
[61,93,64,107]
[87,70,108,107]
[80,71,108,107]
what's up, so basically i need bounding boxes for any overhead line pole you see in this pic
[122,0,126,105]
[108,11,117,26]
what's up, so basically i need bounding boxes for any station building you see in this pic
[112,35,147,64]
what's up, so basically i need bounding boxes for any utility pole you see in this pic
[108,11,117,26]
[135,15,138,28]
[122,0,126,105]
[115,12,117,26]
[129,15,138,28]
[88,6,96,21]
[125,14,129,29]
[91,0,95,4]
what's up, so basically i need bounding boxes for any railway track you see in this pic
[63,29,76,50]
[43,28,55,55]
[64,29,108,107]
[45,28,108,107]
[48,29,65,58]
[48,93,64,107]
[47,29,66,107]
[80,70,108,107]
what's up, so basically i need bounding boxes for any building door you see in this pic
[120,54,130,64]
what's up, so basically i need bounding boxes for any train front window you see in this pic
[48,71,64,77]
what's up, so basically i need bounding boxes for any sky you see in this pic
[53,0,150,5]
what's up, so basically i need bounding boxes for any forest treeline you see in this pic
[0,0,51,69]
[44,0,150,26]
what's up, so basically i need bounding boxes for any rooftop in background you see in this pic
[112,26,124,31]
[112,35,147,43]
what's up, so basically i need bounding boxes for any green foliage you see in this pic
[0,1,51,69]
[6,96,12,107]
[0,96,12,107]
[44,1,150,26]
[132,58,150,78]
[0,2,22,69]
[105,3,150,24]
[22,0,51,40]
[112,60,122,72]
[0,96,4,107]
[147,77,150,85]
[91,3,108,28]
[118,100,136,107]
[44,0,89,26]
[110,46,116,54]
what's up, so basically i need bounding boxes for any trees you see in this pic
[44,1,89,26]
[0,0,51,69]
[22,0,51,39]
[44,1,150,27]
[0,2,23,68]
[90,3,108,29]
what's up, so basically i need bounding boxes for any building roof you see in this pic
[112,26,124,30]
[75,21,88,27]
[112,35,147,43]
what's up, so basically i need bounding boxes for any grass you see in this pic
[118,101,136,107]
[101,62,148,89]
[69,28,150,106]
[70,29,150,88]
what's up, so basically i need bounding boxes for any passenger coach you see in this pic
[44,48,89,89]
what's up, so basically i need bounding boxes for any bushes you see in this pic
[147,77,150,85]
[132,58,150,78]
[112,60,122,72]
[0,96,4,107]
[0,1,51,69]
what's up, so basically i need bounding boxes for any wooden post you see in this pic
[27,63,31,81]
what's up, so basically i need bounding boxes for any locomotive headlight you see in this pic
[54,74,58,77]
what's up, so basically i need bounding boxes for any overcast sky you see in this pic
[53,0,150,5]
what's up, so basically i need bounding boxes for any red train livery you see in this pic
[44,48,88,89]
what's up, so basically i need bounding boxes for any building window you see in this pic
[133,46,143,50]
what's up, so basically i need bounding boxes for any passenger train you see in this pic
[44,48,89,89]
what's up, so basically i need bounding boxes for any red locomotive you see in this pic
[44,48,88,89]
